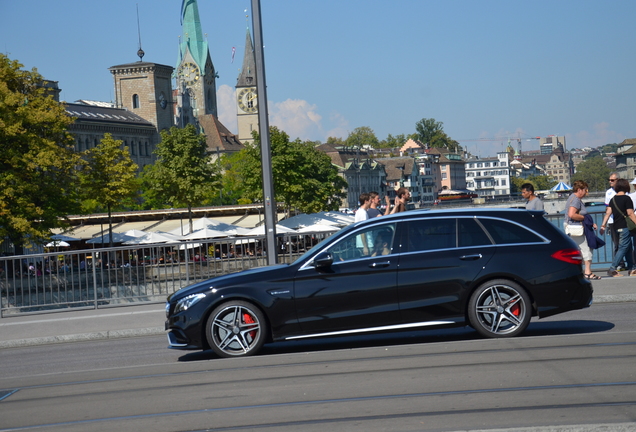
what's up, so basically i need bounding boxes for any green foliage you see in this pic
[378,133,417,149]
[414,118,462,152]
[212,151,247,206]
[326,136,345,146]
[599,143,619,155]
[80,134,139,212]
[140,124,220,212]
[0,54,82,247]
[510,175,556,194]
[80,134,140,243]
[344,126,379,148]
[572,156,611,192]
[240,126,347,213]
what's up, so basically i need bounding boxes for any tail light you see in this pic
[551,248,583,264]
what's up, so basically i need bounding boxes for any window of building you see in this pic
[132,94,139,109]
[485,162,490,167]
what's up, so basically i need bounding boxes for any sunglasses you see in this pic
[609,179,617,182]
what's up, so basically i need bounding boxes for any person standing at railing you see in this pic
[604,173,624,269]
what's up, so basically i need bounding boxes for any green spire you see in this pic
[177,0,209,70]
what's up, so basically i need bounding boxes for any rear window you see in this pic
[458,218,493,247]
[478,217,544,245]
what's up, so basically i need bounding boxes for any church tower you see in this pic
[175,0,217,128]
[236,28,259,144]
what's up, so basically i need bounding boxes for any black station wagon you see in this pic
[165,208,593,357]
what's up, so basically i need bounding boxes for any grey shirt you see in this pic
[525,197,544,211]
[564,194,587,225]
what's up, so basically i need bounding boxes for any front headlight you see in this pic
[174,293,206,314]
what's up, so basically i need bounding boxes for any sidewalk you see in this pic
[0,274,634,349]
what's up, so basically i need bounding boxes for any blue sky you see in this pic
[2,0,635,157]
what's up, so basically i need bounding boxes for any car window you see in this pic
[325,223,396,263]
[458,218,493,247]
[403,218,456,252]
[477,217,544,244]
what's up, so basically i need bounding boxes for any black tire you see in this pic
[206,300,267,358]
[468,279,532,338]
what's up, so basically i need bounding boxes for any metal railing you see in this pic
[0,233,331,317]
[0,209,614,317]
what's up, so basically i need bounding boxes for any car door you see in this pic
[396,216,496,325]
[293,222,401,335]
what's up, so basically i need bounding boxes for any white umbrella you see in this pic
[241,224,296,236]
[45,240,70,248]
[178,242,202,250]
[278,213,345,230]
[123,231,182,245]
[170,217,249,236]
[183,227,229,240]
[296,224,341,233]
[124,229,147,238]
[86,232,137,244]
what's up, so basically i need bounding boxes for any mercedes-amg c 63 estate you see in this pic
[165,208,593,357]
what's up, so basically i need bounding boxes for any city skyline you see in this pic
[1,0,634,157]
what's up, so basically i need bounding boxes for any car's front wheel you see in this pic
[468,279,532,338]
[206,301,267,358]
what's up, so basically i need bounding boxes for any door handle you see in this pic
[460,254,482,261]
[370,261,391,268]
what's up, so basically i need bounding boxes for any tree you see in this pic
[510,175,556,194]
[0,54,82,250]
[326,136,345,146]
[140,124,220,231]
[80,134,139,246]
[239,126,347,214]
[378,133,417,149]
[345,126,379,148]
[571,156,610,192]
[213,151,249,206]
[414,118,462,152]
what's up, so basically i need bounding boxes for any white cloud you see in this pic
[217,87,350,143]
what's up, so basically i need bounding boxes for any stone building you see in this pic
[316,144,386,209]
[614,138,636,180]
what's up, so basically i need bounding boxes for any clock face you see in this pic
[179,62,200,86]
[237,87,258,113]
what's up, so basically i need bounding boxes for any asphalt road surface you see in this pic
[1,303,635,432]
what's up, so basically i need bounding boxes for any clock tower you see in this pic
[236,28,259,144]
[175,0,217,128]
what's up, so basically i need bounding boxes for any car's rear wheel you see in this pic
[206,301,267,358]
[468,279,531,338]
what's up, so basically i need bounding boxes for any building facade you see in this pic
[465,152,511,197]
[614,138,636,180]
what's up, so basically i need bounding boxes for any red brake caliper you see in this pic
[243,313,257,340]
[510,303,521,316]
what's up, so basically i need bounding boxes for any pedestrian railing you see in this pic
[0,233,330,317]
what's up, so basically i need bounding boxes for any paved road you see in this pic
[1,303,635,431]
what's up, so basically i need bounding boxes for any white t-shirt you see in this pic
[355,207,369,222]
[605,187,616,224]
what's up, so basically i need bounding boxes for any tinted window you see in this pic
[458,218,492,247]
[478,218,543,244]
[326,224,396,262]
[403,219,456,252]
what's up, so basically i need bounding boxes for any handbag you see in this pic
[611,197,636,234]
[565,224,584,236]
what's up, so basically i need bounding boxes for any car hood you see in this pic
[168,264,291,301]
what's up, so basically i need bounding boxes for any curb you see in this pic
[0,327,165,349]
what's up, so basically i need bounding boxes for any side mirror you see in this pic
[313,252,333,269]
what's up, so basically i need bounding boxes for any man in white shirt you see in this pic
[605,173,621,266]
[354,192,371,222]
